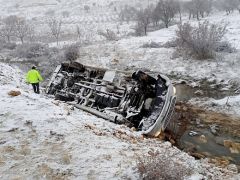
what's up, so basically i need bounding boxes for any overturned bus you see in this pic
[46,62,176,137]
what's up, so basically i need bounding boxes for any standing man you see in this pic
[26,66,43,94]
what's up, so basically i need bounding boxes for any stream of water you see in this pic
[170,83,240,170]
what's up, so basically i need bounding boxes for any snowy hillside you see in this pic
[0,0,150,41]
[0,63,239,179]
[1,0,240,179]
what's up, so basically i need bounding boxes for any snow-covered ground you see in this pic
[0,0,240,119]
[1,63,240,179]
[1,0,240,178]
[77,11,240,87]
[191,94,240,117]
[0,0,145,42]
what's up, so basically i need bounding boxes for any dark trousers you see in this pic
[31,83,40,94]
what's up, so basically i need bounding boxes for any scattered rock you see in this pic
[179,80,187,84]
[93,129,106,136]
[196,119,201,125]
[194,90,204,96]
[227,164,238,173]
[175,105,181,111]
[189,131,198,137]
[8,90,21,97]
[210,102,218,107]
[131,127,136,131]
[215,137,224,146]
[0,141,7,145]
[209,157,230,167]
[170,139,176,145]
[7,127,18,132]
[52,100,60,106]
[84,124,96,130]
[50,130,64,141]
[224,140,240,154]
[2,146,15,152]
[62,153,72,165]
[24,120,33,126]
[197,124,205,128]
[50,130,56,136]
[64,105,72,115]
[158,133,166,141]
[190,152,205,159]
[182,106,188,111]
[69,106,74,110]
[198,135,208,143]
[103,154,112,161]
[111,59,119,65]
[209,124,219,135]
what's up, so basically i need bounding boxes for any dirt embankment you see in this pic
[174,102,240,138]
[164,102,240,171]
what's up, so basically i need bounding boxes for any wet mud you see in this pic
[165,102,240,171]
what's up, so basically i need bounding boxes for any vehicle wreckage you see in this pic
[46,62,176,137]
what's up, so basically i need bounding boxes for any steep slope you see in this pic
[0,63,239,179]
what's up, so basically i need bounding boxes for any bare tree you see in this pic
[14,17,31,44]
[65,44,80,62]
[154,0,178,28]
[119,5,137,24]
[216,0,240,14]
[135,8,152,36]
[47,18,62,45]
[98,28,117,41]
[0,15,18,42]
[185,0,213,20]
[176,0,183,22]
[27,23,36,42]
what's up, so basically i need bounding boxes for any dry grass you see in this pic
[136,149,192,180]
[8,90,21,97]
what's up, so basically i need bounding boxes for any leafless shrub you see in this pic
[214,0,240,14]
[0,42,17,50]
[141,41,161,48]
[14,17,33,44]
[0,15,18,42]
[184,0,213,20]
[13,43,50,58]
[27,24,36,42]
[47,18,62,45]
[162,39,178,48]
[154,0,179,28]
[136,149,192,180]
[176,21,227,59]
[0,16,34,44]
[64,44,80,62]
[75,24,96,44]
[133,23,146,37]
[135,8,152,36]
[98,29,118,41]
[119,5,137,23]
